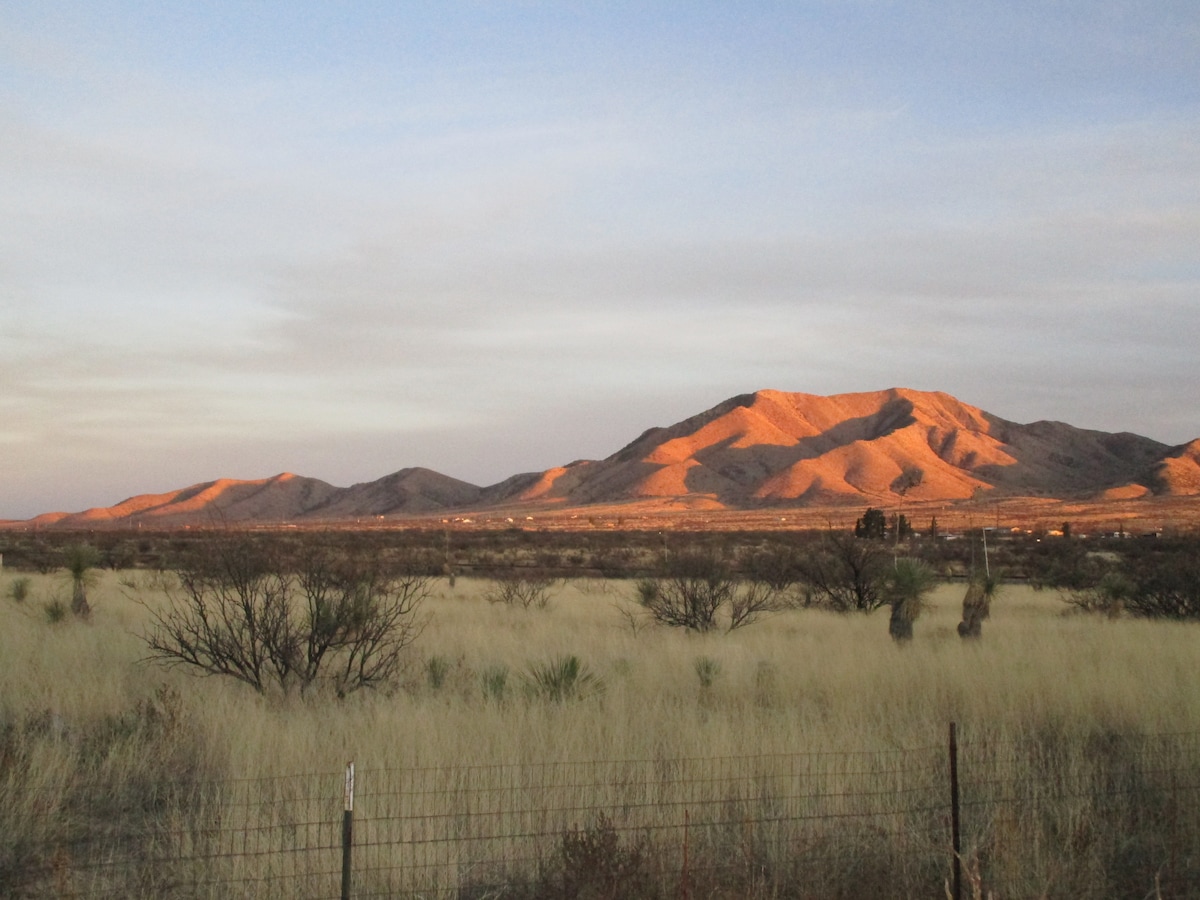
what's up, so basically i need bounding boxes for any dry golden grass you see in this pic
[3,568,1199,896]
[4,569,1200,769]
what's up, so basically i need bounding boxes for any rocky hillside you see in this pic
[485,388,1174,508]
[23,388,1196,526]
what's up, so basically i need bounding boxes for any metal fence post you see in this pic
[342,762,355,900]
[949,723,962,900]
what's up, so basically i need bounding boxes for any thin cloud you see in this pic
[2,3,1199,518]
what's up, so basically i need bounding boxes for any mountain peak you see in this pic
[15,388,1195,526]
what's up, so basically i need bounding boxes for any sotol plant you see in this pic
[694,656,721,690]
[480,664,510,702]
[425,655,453,691]
[7,577,31,603]
[523,655,604,703]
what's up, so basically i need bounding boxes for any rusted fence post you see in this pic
[342,762,355,900]
[949,723,962,900]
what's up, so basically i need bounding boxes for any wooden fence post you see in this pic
[342,761,355,900]
[949,723,962,900]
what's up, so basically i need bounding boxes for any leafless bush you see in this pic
[1121,552,1200,620]
[728,579,782,630]
[797,531,889,612]
[637,551,781,632]
[144,539,430,696]
[636,552,731,632]
[484,572,558,609]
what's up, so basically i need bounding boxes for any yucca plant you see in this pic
[885,558,936,643]
[62,543,101,618]
[523,655,604,703]
[958,571,1002,638]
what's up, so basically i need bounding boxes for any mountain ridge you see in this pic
[18,388,1199,527]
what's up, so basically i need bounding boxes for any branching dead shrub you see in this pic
[144,539,430,696]
[485,572,558,610]
[797,532,889,613]
[558,813,656,899]
[1063,571,1133,617]
[727,579,781,630]
[1121,548,1200,620]
[637,551,781,632]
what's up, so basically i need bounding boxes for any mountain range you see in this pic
[21,388,1200,527]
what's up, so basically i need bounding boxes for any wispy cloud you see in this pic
[2,3,1198,517]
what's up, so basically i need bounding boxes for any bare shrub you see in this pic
[741,541,805,592]
[485,572,558,610]
[637,550,782,632]
[144,538,430,696]
[1121,547,1200,620]
[797,531,889,612]
[1063,572,1133,617]
[558,813,654,898]
[727,579,782,630]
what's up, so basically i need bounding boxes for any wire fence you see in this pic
[26,728,1200,899]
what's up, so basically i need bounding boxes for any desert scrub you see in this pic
[484,572,558,610]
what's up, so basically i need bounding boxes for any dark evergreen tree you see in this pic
[855,508,887,539]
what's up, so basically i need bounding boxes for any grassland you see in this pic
[3,563,1200,897]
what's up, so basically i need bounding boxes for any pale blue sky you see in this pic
[3,2,1199,518]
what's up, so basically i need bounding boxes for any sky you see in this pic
[2,1,1199,519]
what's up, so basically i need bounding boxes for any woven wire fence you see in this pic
[956,730,1200,899]
[351,747,949,897]
[44,772,343,899]
[23,731,1200,899]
